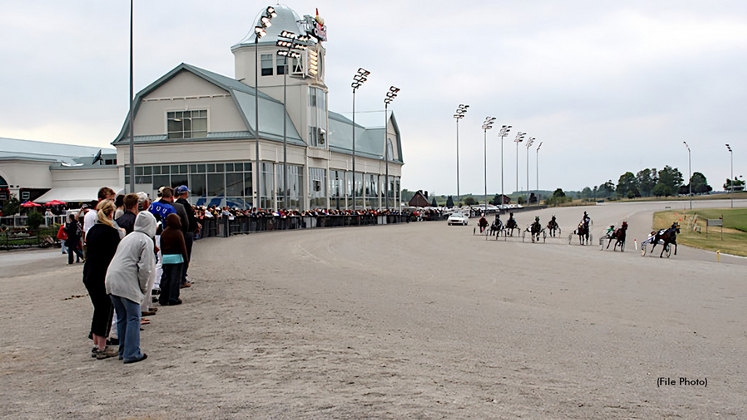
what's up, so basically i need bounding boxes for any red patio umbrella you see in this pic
[20,201,42,207]
[44,200,66,206]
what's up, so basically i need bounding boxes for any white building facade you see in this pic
[113,5,403,211]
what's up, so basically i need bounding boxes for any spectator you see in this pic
[64,214,84,264]
[159,213,188,306]
[115,193,139,235]
[83,200,121,359]
[114,194,125,219]
[84,187,115,240]
[175,185,199,287]
[105,211,156,364]
[57,223,67,254]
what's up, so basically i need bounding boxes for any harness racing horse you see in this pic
[651,222,680,258]
[505,217,518,237]
[547,217,560,237]
[574,220,591,245]
[606,221,628,251]
[490,219,504,237]
[529,221,543,242]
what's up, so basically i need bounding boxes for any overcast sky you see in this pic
[1,0,745,195]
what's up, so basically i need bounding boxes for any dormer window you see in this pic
[167,110,207,139]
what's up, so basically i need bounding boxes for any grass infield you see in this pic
[653,208,747,257]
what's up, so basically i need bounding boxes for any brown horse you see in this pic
[606,221,628,251]
[651,222,680,258]
[574,220,590,245]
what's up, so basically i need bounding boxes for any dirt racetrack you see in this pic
[1,200,745,419]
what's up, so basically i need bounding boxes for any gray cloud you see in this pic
[1,0,744,195]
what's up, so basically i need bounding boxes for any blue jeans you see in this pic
[61,239,67,254]
[109,295,144,362]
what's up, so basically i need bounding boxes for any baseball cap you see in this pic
[175,185,190,195]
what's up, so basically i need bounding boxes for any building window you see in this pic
[309,167,326,209]
[275,164,303,210]
[167,110,207,139]
[307,87,327,147]
[277,55,286,75]
[261,54,273,76]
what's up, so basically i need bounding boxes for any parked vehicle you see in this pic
[447,212,469,226]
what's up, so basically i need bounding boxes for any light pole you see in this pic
[277,30,309,210]
[726,143,733,208]
[526,137,535,205]
[536,141,543,202]
[351,68,370,211]
[482,117,496,215]
[384,86,400,210]
[514,132,525,198]
[683,141,692,210]
[498,125,511,208]
[128,0,134,193]
[253,6,276,208]
[453,104,469,205]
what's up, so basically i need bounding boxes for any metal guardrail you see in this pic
[195,214,447,238]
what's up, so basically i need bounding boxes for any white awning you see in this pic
[33,186,122,203]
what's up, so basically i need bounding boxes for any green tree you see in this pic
[463,196,476,206]
[636,168,657,197]
[400,189,415,203]
[2,194,20,216]
[653,182,673,197]
[598,181,615,198]
[430,198,437,207]
[27,210,44,230]
[581,187,592,199]
[553,188,566,198]
[446,196,454,208]
[689,172,712,194]
[723,178,745,191]
[616,172,638,197]
[490,194,502,205]
[658,166,683,191]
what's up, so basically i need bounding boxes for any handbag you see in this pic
[57,225,67,240]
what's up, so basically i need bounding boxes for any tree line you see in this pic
[580,165,713,199]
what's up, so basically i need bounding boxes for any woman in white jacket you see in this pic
[105,211,156,364]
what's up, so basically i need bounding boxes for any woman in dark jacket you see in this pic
[83,200,122,359]
[65,214,85,264]
[158,213,189,306]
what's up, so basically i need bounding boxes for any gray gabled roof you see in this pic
[328,112,404,163]
[112,63,304,146]
[0,137,114,165]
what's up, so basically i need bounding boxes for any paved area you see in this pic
[0,200,744,419]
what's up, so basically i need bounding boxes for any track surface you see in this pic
[1,200,745,419]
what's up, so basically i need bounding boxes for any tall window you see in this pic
[261,162,274,209]
[261,54,273,76]
[309,168,326,209]
[276,56,286,75]
[275,164,303,210]
[167,110,207,139]
[307,87,327,147]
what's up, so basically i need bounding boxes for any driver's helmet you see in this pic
[510,212,514,217]
[535,216,540,221]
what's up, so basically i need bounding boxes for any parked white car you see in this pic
[447,212,469,226]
